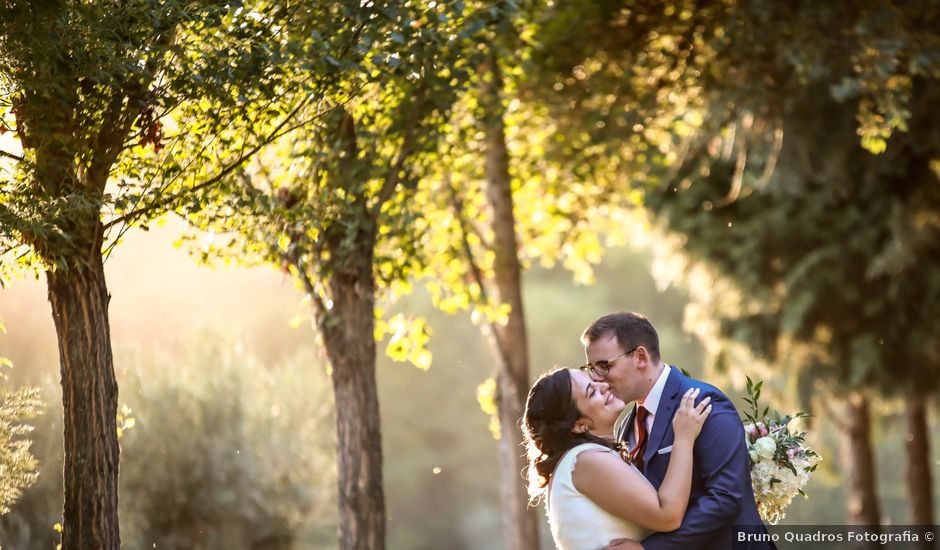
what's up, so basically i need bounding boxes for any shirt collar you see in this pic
[638,364,671,416]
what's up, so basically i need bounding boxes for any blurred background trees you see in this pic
[526,1,940,544]
[1,227,939,549]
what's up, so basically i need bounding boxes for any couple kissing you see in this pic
[522,311,775,550]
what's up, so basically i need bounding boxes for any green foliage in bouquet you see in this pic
[742,377,821,523]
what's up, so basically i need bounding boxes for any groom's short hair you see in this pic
[581,311,661,363]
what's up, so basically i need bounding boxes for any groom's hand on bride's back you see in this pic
[603,539,644,550]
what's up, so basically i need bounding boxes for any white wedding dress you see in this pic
[547,443,649,550]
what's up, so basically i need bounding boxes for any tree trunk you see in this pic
[480,48,540,550]
[46,252,120,550]
[905,394,935,549]
[843,391,881,549]
[315,255,385,550]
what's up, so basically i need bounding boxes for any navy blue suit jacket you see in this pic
[619,368,773,550]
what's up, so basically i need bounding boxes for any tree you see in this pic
[184,3,478,547]
[0,2,314,546]
[472,41,541,550]
[415,5,647,546]
[642,84,940,531]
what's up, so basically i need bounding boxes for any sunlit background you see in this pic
[1,216,937,549]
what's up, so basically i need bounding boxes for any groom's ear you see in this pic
[635,346,651,367]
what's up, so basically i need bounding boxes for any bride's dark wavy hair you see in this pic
[521,368,623,505]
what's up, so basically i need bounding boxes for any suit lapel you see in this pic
[618,404,637,444]
[643,367,684,466]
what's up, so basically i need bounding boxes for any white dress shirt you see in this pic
[628,364,671,448]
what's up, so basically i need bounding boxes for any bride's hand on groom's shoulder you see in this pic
[672,388,712,443]
[602,538,644,550]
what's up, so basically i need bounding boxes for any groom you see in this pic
[581,312,774,549]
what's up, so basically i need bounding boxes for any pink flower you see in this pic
[745,423,760,440]
[757,423,769,438]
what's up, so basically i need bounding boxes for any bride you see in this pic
[522,368,711,550]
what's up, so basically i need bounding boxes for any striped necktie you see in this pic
[630,405,650,471]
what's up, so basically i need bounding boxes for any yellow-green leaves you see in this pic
[418,81,634,329]
[0,318,9,378]
[475,377,500,440]
[0,0,308,273]
[377,313,433,370]
[277,234,292,253]
[116,403,136,440]
[180,1,479,386]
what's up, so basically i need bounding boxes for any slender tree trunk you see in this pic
[46,249,120,550]
[480,48,540,550]
[905,394,935,549]
[843,391,881,550]
[315,248,385,550]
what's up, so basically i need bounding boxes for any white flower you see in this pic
[749,449,760,463]
[754,436,776,460]
[749,445,822,524]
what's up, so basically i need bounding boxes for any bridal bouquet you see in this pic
[741,377,821,524]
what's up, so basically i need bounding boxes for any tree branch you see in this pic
[447,176,514,370]
[0,149,24,162]
[0,202,39,255]
[756,125,784,188]
[284,249,328,321]
[468,218,494,250]
[88,93,138,195]
[817,394,849,432]
[103,96,319,231]
[716,141,747,207]
[371,82,428,217]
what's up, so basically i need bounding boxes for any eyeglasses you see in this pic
[579,346,638,377]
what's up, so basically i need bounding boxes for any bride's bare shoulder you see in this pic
[571,448,638,487]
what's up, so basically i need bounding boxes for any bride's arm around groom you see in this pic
[573,387,712,533]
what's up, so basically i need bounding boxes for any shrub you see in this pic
[0,382,41,517]
[0,335,336,550]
